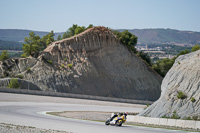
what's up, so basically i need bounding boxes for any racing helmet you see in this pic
[124,112,128,116]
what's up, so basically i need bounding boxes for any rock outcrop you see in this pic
[139,50,200,118]
[0,78,41,90]
[0,27,162,101]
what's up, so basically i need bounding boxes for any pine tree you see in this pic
[0,50,9,61]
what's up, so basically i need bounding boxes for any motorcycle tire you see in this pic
[105,120,110,125]
[115,120,123,126]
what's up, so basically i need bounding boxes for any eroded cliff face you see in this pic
[139,50,200,118]
[0,27,162,101]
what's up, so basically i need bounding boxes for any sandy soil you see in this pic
[48,111,112,122]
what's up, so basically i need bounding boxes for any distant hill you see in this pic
[0,29,63,42]
[1,28,200,47]
[118,28,200,45]
[0,40,22,50]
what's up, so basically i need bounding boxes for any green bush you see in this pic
[177,91,187,99]
[47,60,53,64]
[161,111,180,119]
[67,64,73,68]
[61,64,64,68]
[0,50,9,61]
[64,58,67,61]
[183,116,191,120]
[21,53,27,58]
[161,115,169,118]
[191,97,196,103]
[27,67,31,72]
[7,78,20,89]
[171,111,180,119]
[16,74,23,79]
[192,115,198,120]
[143,104,150,110]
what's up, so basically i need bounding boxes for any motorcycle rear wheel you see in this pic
[105,120,110,125]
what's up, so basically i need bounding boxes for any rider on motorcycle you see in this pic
[115,112,128,123]
[105,112,128,126]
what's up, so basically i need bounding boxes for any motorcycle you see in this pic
[105,112,127,126]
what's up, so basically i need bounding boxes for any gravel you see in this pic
[0,123,71,133]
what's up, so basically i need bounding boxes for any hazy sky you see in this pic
[0,0,199,32]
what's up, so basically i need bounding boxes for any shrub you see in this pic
[171,111,180,119]
[61,64,64,68]
[21,53,27,58]
[64,58,67,61]
[183,116,191,120]
[161,115,169,118]
[67,64,73,68]
[192,115,198,120]
[162,112,180,119]
[47,60,53,64]
[17,74,24,79]
[27,67,31,72]
[191,97,196,103]
[7,78,20,89]
[177,91,187,99]
[0,50,9,61]
[178,61,181,64]
[143,104,150,110]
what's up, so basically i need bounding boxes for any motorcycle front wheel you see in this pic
[115,120,123,126]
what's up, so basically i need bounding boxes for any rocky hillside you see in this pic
[0,27,162,101]
[139,50,200,117]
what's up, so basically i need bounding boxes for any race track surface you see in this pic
[0,93,193,133]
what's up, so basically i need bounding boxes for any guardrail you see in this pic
[0,88,153,105]
[126,115,200,130]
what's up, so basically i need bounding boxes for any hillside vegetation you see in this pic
[0,40,22,50]
[119,28,200,45]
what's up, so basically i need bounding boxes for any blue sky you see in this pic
[0,0,199,32]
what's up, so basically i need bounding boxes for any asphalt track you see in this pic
[0,93,194,133]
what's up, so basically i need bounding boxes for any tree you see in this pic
[57,35,61,41]
[86,24,93,29]
[22,32,41,57]
[41,30,55,49]
[152,49,190,77]
[177,49,190,57]
[62,24,87,39]
[191,44,200,52]
[120,30,138,47]
[112,30,138,53]
[22,31,55,57]
[152,58,175,77]
[0,50,9,61]
[137,51,151,66]
[62,32,69,39]
[75,26,85,35]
